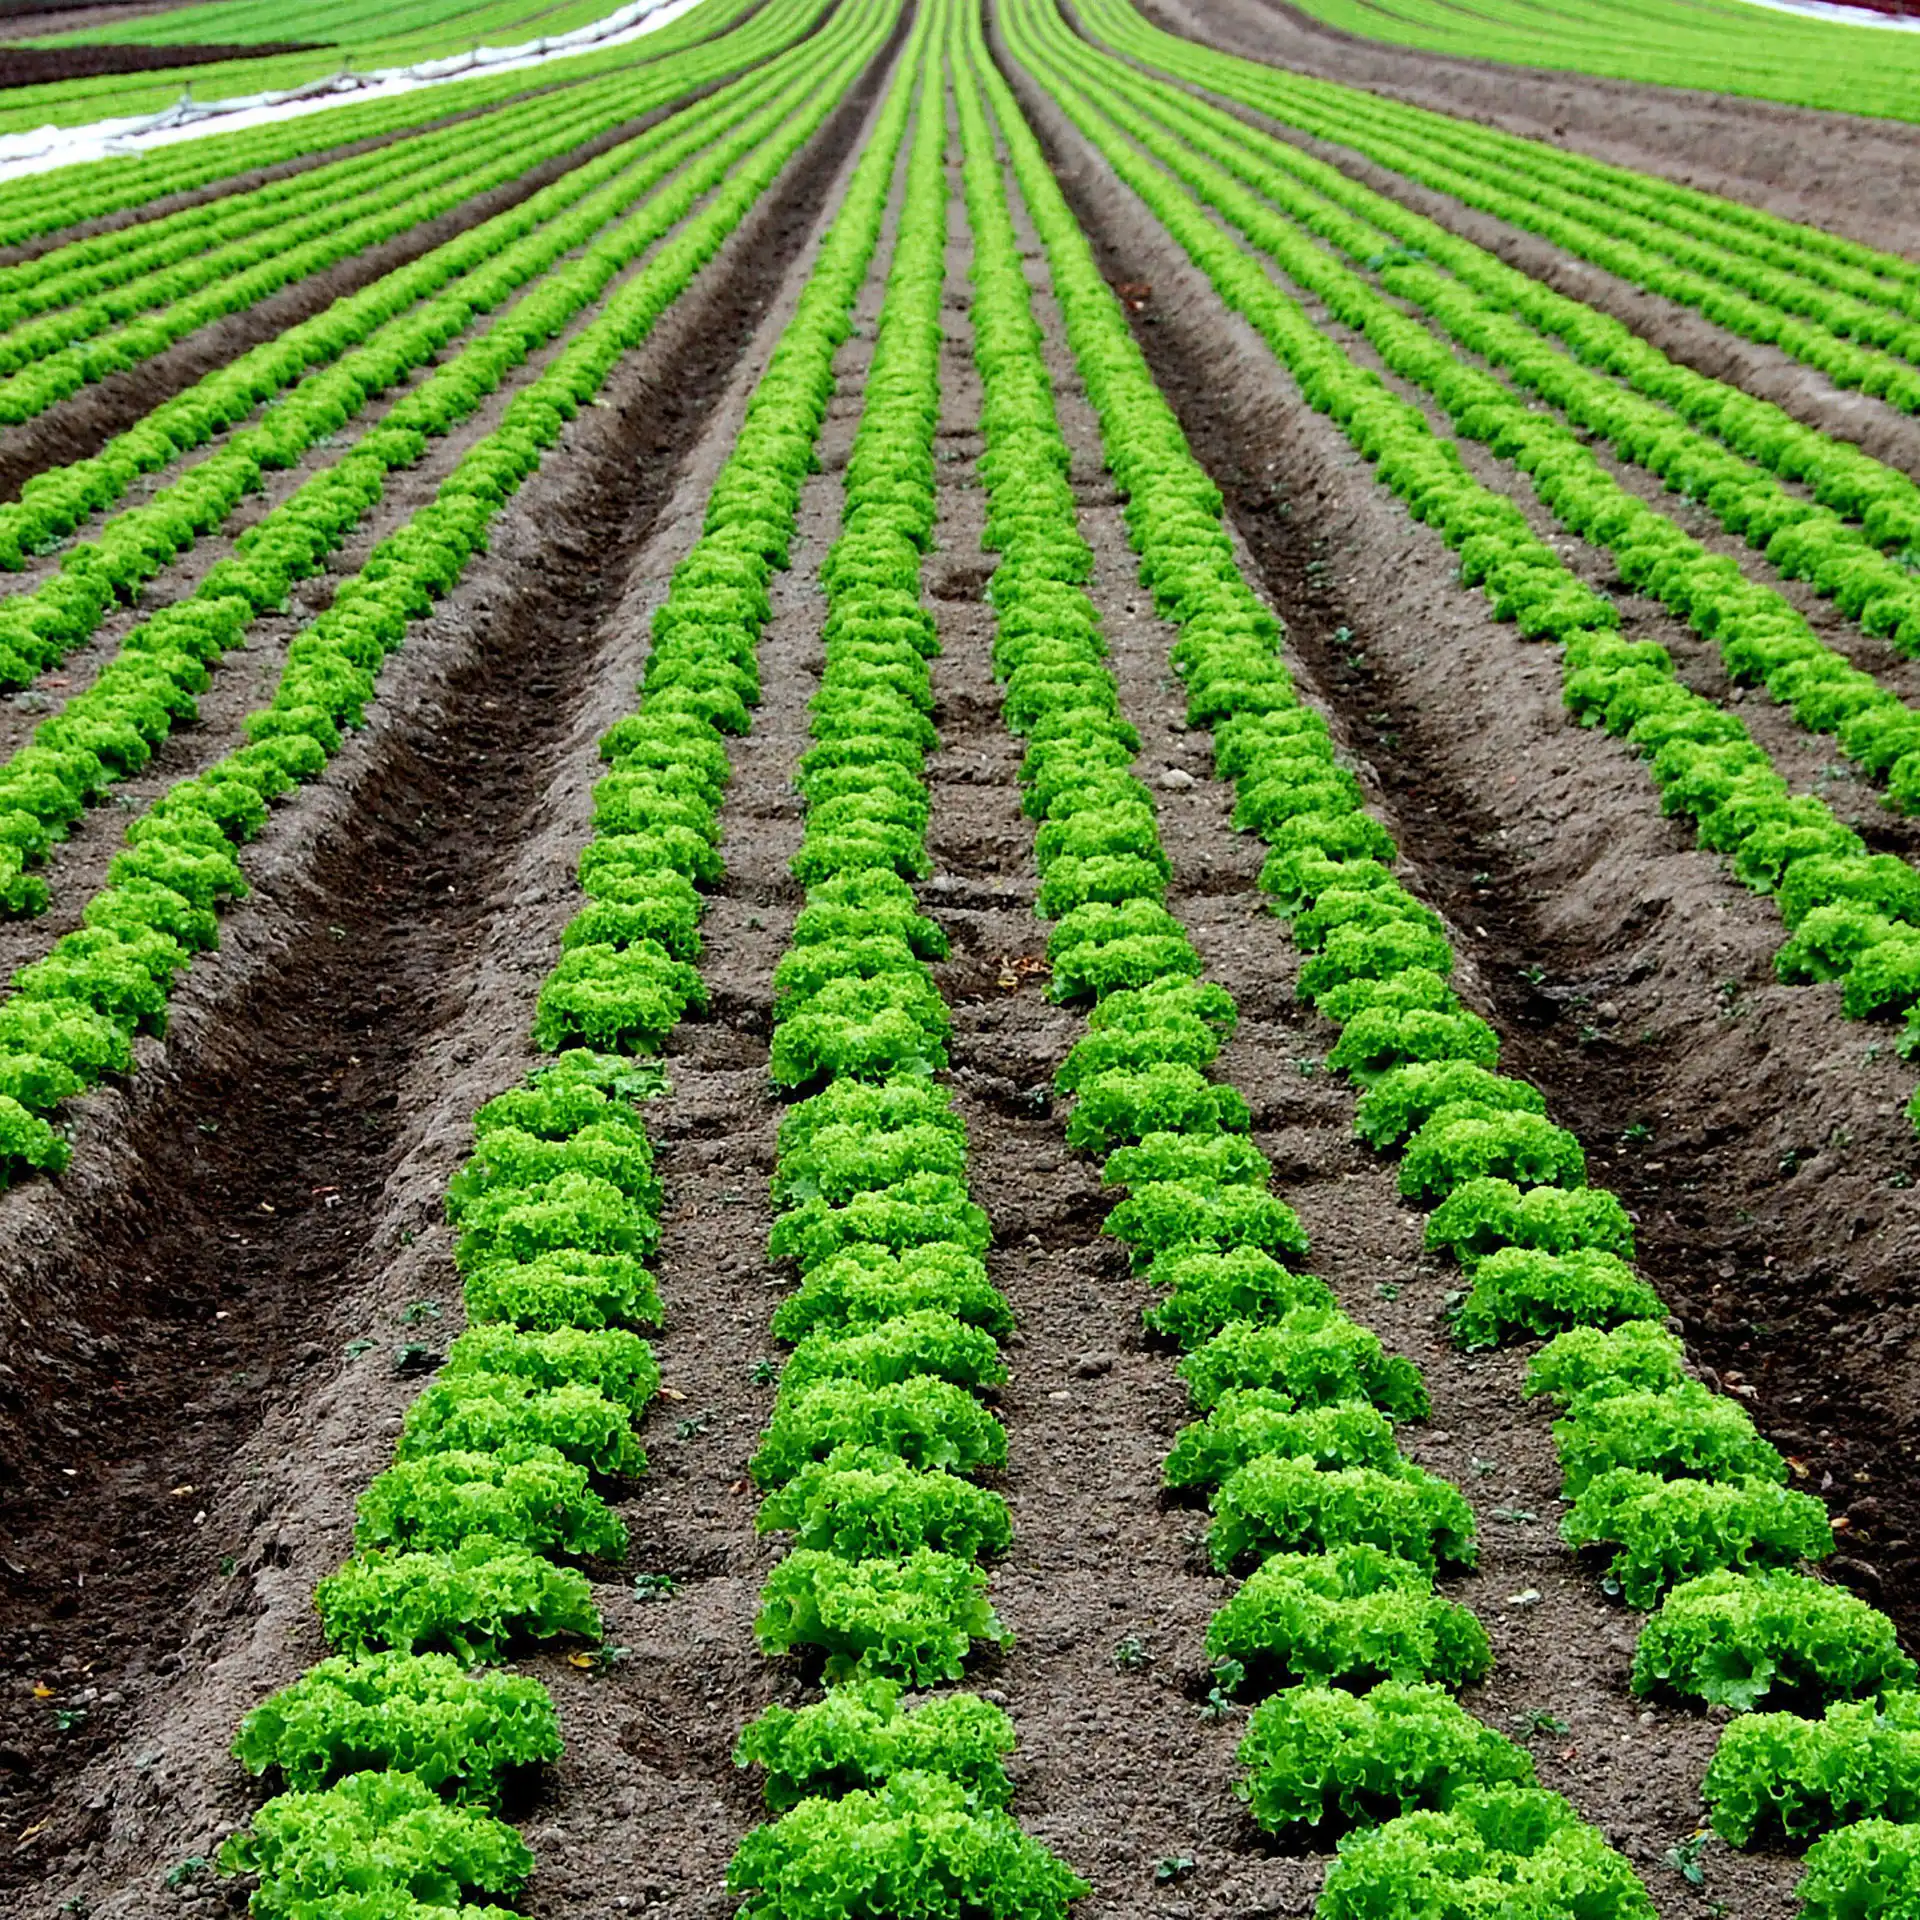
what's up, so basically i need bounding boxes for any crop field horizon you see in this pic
[0,0,1916,1915]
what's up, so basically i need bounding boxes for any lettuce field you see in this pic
[2,0,1919,1914]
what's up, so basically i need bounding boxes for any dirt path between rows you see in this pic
[0,23,900,1897]
[917,126,1252,1918]
[0,41,329,86]
[1001,0,1920,1703]
[1144,0,1920,265]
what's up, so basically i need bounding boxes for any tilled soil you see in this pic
[0,25,899,1897]
[1142,0,1920,262]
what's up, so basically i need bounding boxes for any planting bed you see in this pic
[1,0,1917,1916]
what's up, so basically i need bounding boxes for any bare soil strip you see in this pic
[0,41,331,87]
[0,33,896,1890]
[1145,0,1920,262]
[997,18,1920,1668]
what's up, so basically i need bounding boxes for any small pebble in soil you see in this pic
[1159,767,1196,790]
[1074,1352,1116,1377]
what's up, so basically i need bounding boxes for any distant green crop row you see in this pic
[0,0,762,153]
[1079,0,1920,410]
[0,0,725,135]
[1231,0,1920,125]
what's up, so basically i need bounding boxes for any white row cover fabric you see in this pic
[0,0,702,182]
[1730,0,1920,29]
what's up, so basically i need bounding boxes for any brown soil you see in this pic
[1142,0,1920,263]
[0,40,327,87]
[0,0,217,36]
[999,25,1913,1897]
[0,22,900,1899]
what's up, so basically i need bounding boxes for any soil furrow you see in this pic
[997,30,1920,1667]
[0,42,893,1892]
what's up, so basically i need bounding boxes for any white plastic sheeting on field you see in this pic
[0,0,703,182]
[1731,0,1920,29]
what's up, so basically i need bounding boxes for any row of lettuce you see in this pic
[0,0,893,1169]
[0,42,830,926]
[967,23,1676,1914]
[0,0,769,252]
[1085,55,1920,769]
[209,7,924,1912]
[1001,1,1920,1908]
[1019,0,1920,1143]
[724,32,1088,1905]
[0,0,822,568]
[1075,0,1920,413]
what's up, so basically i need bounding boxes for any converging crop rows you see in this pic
[1,0,1917,1916]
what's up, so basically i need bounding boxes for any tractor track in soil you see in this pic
[0,18,900,1891]
[995,15,1920,1654]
